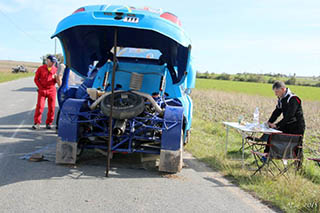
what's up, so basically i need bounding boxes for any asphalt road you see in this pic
[0,77,275,213]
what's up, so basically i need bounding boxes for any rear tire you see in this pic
[184,130,191,145]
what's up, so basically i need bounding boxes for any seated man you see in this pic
[268,81,305,135]
[254,81,306,157]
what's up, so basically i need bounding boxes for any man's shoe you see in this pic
[46,124,52,129]
[32,124,40,130]
[260,156,268,163]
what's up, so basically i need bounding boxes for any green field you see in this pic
[196,78,320,102]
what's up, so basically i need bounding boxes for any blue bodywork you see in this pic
[53,5,195,159]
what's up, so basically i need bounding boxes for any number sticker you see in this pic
[123,16,139,23]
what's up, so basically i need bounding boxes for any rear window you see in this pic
[116,47,162,59]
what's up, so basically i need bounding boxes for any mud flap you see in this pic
[56,98,86,164]
[159,105,184,173]
[159,148,183,173]
[56,137,77,164]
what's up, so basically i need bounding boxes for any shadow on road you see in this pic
[0,107,59,126]
[12,87,37,92]
[0,109,218,189]
[0,108,167,188]
[203,177,236,188]
[0,136,165,188]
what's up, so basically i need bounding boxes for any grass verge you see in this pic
[186,89,320,212]
[0,72,34,83]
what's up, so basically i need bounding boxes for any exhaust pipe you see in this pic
[113,119,127,136]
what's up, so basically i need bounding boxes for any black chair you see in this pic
[308,157,320,166]
[251,133,303,179]
[307,145,320,167]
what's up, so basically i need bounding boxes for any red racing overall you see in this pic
[33,64,57,125]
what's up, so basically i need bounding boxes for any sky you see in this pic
[0,0,319,76]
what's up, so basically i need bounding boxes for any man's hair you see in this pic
[46,55,57,63]
[272,81,286,90]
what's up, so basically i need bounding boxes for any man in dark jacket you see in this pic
[268,81,305,135]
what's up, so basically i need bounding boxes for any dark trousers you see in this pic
[56,109,60,129]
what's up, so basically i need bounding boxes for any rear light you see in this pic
[72,7,85,14]
[160,12,182,26]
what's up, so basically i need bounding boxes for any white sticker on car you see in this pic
[123,16,139,23]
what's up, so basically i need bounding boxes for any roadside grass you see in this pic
[0,60,39,83]
[196,78,320,102]
[186,89,320,212]
[0,72,34,83]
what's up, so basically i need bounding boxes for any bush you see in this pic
[285,76,297,85]
[233,75,246,82]
[267,78,276,84]
[298,83,312,87]
[247,74,264,83]
[215,73,231,80]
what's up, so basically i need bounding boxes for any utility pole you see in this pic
[54,38,57,55]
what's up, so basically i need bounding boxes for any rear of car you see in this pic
[53,5,195,173]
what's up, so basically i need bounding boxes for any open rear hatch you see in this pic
[51,7,192,84]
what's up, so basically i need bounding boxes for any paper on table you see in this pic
[245,122,272,131]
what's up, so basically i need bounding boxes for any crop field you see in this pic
[186,79,320,212]
[196,78,320,102]
[0,60,39,83]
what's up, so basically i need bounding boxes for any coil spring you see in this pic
[130,72,144,90]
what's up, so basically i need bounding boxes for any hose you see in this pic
[89,91,112,110]
[131,91,164,114]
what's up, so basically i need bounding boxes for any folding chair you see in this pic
[245,134,271,167]
[308,158,320,166]
[246,134,270,152]
[251,133,303,179]
[307,146,320,166]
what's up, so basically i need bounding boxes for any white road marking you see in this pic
[10,120,25,139]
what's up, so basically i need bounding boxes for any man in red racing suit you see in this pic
[32,55,58,130]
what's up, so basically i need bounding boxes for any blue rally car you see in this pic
[53,5,195,173]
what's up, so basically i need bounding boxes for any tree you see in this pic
[285,76,296,85]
